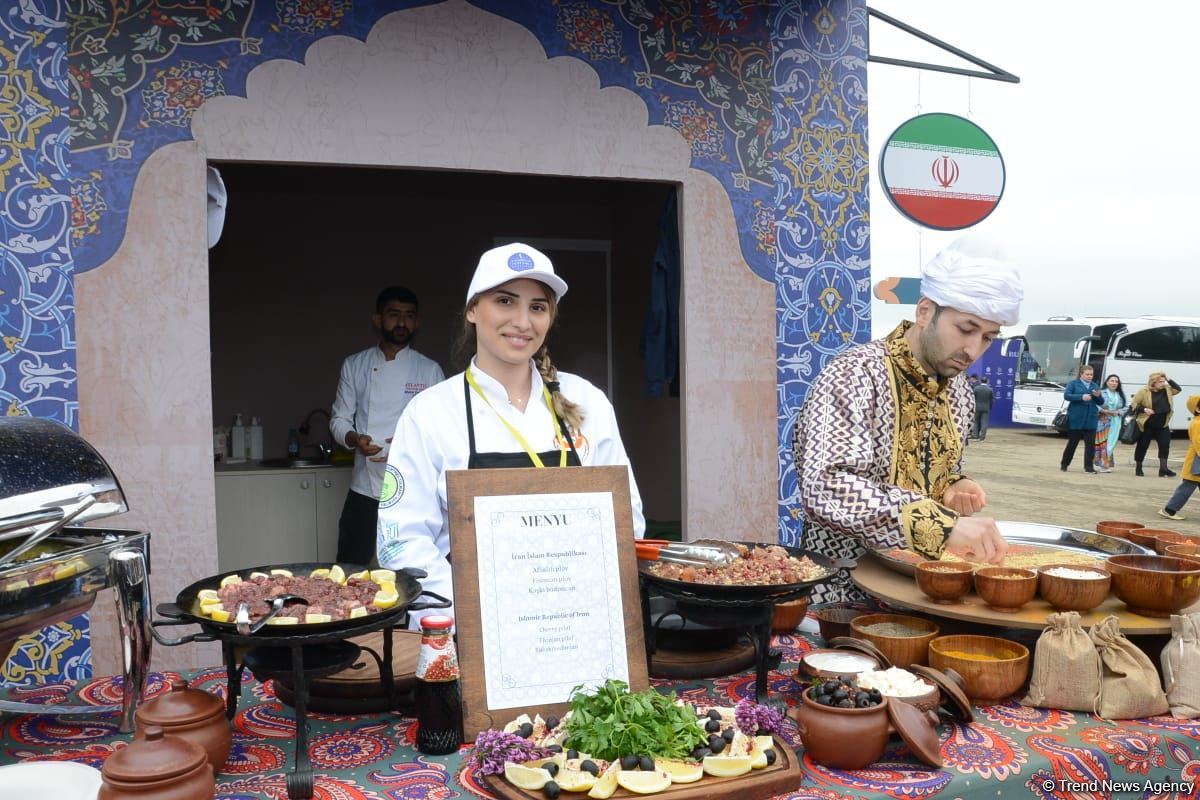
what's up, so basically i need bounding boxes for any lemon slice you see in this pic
[376,580,397,597]
[555,769,596,792]
[702,754,752,777]
[616,769,671,795]
[269,568,293,578]
[747,739,768,770]
[327,564,346,585]
[370,568,396,585]
[587,763,620,799]
[304,612,332,624]
[349,605,368,618]
[52,563,78,581]
[249,571,269,580]
[503,762,551,791]
[373,587,400,609]
[729,731,753,757]
[209,608,232,623]
[655,759,703,783]
[197,589,220,602]
[199,598,223,611]
[6,579,29,590]
[755,735,775,752]
[33,576,51,586]
[309,568,331,580]
[347,569,369,582]
[219,574,242,588]
[266,616,299,625]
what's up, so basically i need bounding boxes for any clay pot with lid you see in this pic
[134,678,231,773]
[790,687,890,769]
[100,725,215,800]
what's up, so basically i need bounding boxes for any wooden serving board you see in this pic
[478,735,801,800]
[852,556,1199,634]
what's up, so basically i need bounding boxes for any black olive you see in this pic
[544,762,559,777]
[548,744,563,753]
[705,718,721,733]
[566,748,579,760]
[721,728,735,743]
[621,755,639,770]
[545,715,560,730]
[691,746,711,760]
[870,689,883,702]
[708,734,726,753]
[518,722,534,738]
[707,709,722,721]
[765,749,777,766]
[822,680,839,693]
[639,755,654,772]
[837,698,853,708]
[856,695,872,708]
[840,675,854,685]
[831,688,847,701]
[544,780,561,799]
[580,760,599,776]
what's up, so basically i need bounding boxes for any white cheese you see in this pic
[856,667,934,697]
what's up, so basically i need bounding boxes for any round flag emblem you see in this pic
[507,252,534,271]
[879,113,1005,230]
[380,465,404,508]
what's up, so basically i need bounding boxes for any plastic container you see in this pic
[230,414,246,460]
[248,417,263,460]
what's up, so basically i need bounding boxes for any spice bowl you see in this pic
[814,607,866,643]
[973,566,1037,612]
[1096,520,1145,539]
[1126,527,1177,551]
[850,613,940,668]
[1105,554,1200,618]
[1152,532,1200,554]
[1164,543,1200,564]
[770,597,811,634]
[928,634,1030,701]
[914,561,974,604]
[1037,563,1111,612]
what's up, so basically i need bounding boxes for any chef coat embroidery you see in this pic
[380,465,404,507]
[405,382,428,394]
[555,430,591,460]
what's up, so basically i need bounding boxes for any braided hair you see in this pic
[535,346,584,433]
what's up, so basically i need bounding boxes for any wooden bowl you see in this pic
[770,597,810,634]
[1164,543,1200,564]
[850,613,940,668]
[973,567,1038,612]
[1037,563,1111,612]
[914,561,974,604]
[1106,554,1200,618]
[1152,532,1200,554]
[928,635,1030,701]
[1126,527,1177,550]
[814,607,865,643]
[1096,520,1145,539]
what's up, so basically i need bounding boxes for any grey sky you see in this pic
[866,1,1200,338]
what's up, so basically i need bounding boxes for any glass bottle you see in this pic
[414,614,462,754]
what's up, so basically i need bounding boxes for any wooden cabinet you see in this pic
[215,467,352,572]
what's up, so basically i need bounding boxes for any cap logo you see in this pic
[507,252,535,272]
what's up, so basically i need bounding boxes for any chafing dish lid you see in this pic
[0,418,127,538]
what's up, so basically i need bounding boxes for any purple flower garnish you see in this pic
[471,729,553,775]
[733,699,784,735]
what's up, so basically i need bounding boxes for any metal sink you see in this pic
[258,457,336,469]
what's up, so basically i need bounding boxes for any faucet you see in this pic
[297,408,335,459]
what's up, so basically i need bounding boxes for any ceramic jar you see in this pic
[790,687,890,770]
[134,678,231,773]
[100,725,215,800]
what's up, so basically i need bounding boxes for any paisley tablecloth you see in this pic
[3,629,1200,800]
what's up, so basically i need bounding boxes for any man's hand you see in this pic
[368,436,393,463]
[943,479,987,515]
[945,516,1007,564]
[351,432,383,457]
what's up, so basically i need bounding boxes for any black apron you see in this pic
[463,375,581,469]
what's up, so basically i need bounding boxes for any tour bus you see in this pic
[1009,316,1200,431]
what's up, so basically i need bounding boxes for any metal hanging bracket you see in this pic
[868,6,1020,84]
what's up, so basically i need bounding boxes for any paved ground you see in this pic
[961,426,1198,536]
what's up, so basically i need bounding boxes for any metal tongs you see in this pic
[634,538,741,567]
[235,593,306,635]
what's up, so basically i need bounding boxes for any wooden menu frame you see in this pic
[447,465,648,740]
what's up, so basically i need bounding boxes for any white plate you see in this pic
[0,761,102,800]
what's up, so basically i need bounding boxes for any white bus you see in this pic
[1010,316,1200,432]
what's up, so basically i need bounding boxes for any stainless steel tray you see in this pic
[870,520,1154,576]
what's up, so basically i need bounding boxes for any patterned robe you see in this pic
[793,322,975,603]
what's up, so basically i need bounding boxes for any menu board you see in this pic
[473,491,628,710]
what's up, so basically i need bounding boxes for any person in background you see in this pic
[330,287,445,564]
[972,376,994,441]
[1094,373,1128,473]
[376,243,646,626]
[794,236,1022,604]
[1158,395,1200,521]
[1060,365,1103,474]
[1130,371,1183,477]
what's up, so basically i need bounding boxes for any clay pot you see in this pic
[813,607,864,642]
[135,678,231,773]
[100,725,215,800]
[790,687,890,769]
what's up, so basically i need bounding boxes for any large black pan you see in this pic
[168,562,432,635]
[638,542,855,601]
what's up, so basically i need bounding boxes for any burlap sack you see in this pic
[1021,611,1102,712]
[1161,613,1200,719]
[1090,615,1169,719]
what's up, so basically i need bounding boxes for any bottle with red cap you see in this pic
[414,614,462,754]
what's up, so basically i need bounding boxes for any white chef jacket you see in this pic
[376,359,646,627]
[329,345,444,500]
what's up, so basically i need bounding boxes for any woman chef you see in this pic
[375,243,646,624]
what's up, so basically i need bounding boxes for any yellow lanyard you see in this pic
[465,367,568,468]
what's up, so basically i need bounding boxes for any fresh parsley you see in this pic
[563,679,707,761]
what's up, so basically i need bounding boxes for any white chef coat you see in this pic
[329,345,444,500]
[376,359,646,627]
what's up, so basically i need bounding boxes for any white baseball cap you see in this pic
[465,243,568,305]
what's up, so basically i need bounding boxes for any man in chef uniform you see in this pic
[330,286,444,565]
[793,237,1023,604]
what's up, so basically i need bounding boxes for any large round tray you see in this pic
[852,556,1195,634]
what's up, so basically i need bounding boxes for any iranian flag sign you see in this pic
[880,113,1005,230]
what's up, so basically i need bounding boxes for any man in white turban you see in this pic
[793,236,1024,604]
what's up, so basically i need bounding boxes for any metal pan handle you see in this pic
[151,603,216,646]
[405,591,451,612]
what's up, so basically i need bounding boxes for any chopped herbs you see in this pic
[564,679,707,761]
